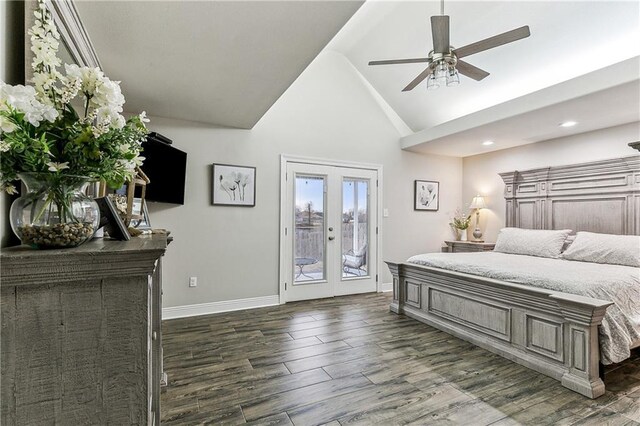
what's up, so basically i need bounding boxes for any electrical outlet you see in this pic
[189,276,197,287]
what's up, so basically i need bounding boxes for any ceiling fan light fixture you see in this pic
[426,74,440,90]
[434,62,448,85]
[367,0,531,93]
[446,68,459,86]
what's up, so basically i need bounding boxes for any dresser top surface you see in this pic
[1,235,171,287]
[1,234,170,259]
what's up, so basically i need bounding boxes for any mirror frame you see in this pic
[24,0,101,81]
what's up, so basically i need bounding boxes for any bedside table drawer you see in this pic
[444,241,495,253]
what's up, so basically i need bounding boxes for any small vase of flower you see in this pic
[0,0,149,248]
[449,209,471,241]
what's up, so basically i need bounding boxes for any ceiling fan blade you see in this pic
[402,67,434,92]
[431,15,450,54]
[369,58,430,66]
[456,60,490,81]
[454,25,530,59]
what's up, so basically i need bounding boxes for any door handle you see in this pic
[328,236,335,241]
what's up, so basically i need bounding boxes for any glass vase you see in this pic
[10,173,100,249]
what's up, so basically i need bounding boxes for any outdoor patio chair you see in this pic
[343,243,367,276]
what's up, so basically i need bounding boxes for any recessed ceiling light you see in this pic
[482,140,494,146]
[560,121,577,128]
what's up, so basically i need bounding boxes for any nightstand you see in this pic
[443,241,495,253]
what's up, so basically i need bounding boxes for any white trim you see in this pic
[380,282,393,292]
[279,155,288,304]
[281,154,384,171]
[162,295,279,320]
[376,168,384,293]
[46,0,102,68]
[279,154,384,304]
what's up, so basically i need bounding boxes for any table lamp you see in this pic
[469,195,487,242]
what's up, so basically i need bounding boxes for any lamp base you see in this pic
[472,227,483,241]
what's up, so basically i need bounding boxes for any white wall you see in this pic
[147,51,462,308]
[462,122,640,241]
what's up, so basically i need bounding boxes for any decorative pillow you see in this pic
[561,232,640,267]
[494,228,572,259]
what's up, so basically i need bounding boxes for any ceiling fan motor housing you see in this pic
[428,50,457,70]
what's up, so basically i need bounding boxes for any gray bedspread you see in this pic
[407,252,640,365]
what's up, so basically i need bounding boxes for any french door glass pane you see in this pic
[342,178,369,278]
[294,175,325,283]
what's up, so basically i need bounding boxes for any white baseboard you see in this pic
[380,282,393,292]
[163,295,280,320]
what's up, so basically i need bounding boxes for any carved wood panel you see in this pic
[427,287,512,341]
[525,314,564,362]
[571,328,587,372]
[516,200,537,229]
[500,156,640,235]
[392,277,399,302]
[550,198,626,234]
[404,280,421,308]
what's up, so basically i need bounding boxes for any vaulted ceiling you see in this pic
[328,1,640,132]
[325,1,640,155]
[74,1,364,129]
[75,1,640,155]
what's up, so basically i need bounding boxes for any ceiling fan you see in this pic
[368,0,531,92]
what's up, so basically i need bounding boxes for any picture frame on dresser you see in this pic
[95,196,131,241]
[131,198,152,230]
[414,180,439,211]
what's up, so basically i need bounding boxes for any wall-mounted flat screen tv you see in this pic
[140,135,187,205]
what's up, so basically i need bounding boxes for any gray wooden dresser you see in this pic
[443,240,495,252]
[0,235,170,425]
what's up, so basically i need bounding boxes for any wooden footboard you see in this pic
[386,261,613,398]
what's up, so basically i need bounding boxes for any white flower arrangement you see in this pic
[0,0,149,194]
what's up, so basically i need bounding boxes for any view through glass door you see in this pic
[284,162,378,302]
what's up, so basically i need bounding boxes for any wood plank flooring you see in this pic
[161,293,640,425]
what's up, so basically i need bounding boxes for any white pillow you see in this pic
[561,234,576,253]
[494,228,572,259]
[561,232,640,267]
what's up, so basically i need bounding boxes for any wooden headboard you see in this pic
[499,156,640,235]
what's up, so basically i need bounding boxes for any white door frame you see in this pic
[278,154,383,304]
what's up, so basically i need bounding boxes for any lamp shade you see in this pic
[469,195,487,209]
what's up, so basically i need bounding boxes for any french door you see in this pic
[282,161,379,302]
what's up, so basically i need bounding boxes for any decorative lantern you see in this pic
[125,166,150,227]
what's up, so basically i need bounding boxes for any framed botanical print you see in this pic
[414,180,439,211]
[212,163,256,207]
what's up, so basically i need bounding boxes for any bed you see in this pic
[386,155,640,398]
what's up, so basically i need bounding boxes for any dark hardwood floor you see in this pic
[161,293,640,425]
